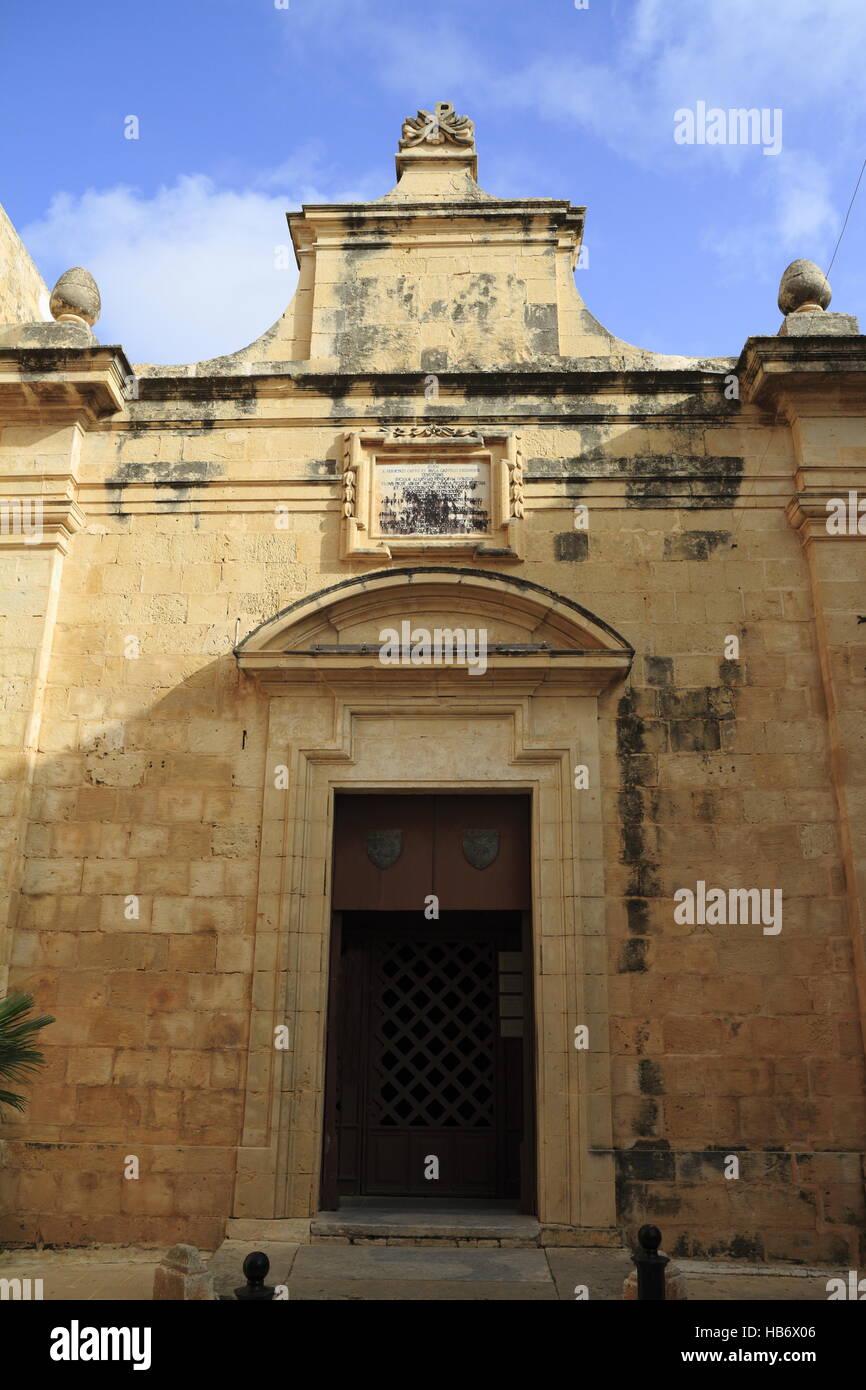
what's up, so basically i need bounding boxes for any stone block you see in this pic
[152,1244,216,1300]
[779,311,859,336]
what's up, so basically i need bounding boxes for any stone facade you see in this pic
[0,206,49,325]
[0,107,864,1263]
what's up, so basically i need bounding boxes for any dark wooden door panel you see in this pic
[332,795,434,911]
[361,1131,497,1196]
[332,793,530,911]
[334,936,367,1194]
[433,794,531,909]
[365,1131,410,1192]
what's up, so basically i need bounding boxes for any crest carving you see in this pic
[462,829,500,870]
[367,829,403,870]
[400,102,475,150]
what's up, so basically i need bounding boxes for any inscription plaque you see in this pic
[373,459,490,537]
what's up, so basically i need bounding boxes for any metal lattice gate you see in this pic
[369,937,496,1131]
[331,915,524,1199]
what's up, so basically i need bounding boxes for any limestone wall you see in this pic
[0,205,48,324]
[0,372,862,1259]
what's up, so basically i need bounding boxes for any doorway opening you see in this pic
[320,793,534,1214]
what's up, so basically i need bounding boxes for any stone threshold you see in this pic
[312,1201,539,1247]
[225,1207,623,1251]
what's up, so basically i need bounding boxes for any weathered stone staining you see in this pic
[0,102,863,1267]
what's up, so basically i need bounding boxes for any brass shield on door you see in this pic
[462,829,499,869]
[366,829,403,869]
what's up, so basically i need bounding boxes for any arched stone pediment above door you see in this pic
[235,567,633,693]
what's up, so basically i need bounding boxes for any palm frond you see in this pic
[0,993,55,1116]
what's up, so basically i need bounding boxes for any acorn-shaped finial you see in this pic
[778,258,831,315]
[49,267,101,327]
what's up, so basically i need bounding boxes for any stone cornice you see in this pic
[288,198,582,216]
[0,344,134,418]
[124,365,741,408]
[236,651,633,697]
[737,335,866,410]
[0,476,84,553]
[787,491,866,547]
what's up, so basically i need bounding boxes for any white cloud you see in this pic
[774,157,838,248]
[21,156,381,366]
[23,176,298,364]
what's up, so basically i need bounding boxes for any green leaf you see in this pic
[0,993,55,1117]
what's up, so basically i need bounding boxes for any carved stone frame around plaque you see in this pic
[340,426,524,561]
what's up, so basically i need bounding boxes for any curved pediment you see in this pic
[236,568,632,694]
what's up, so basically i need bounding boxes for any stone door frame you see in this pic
[233,569,632,1232]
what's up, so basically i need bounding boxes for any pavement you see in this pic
[0,1242,850,1301]
[0,1247,160,1301]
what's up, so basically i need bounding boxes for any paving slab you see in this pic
[0,1248,162,1301]
[545,1247,634,1300]
[293,1244,551,1283]
[685,1275,831,1301]
[679,1263,847,1302]
[289,1277,557,1301]
[225,1218,311,1243]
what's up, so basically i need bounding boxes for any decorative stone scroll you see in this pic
[383,425,481,441]
[400,102,475,150]
[340,428,524,561]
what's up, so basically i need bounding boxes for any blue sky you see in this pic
[1,0,863,365]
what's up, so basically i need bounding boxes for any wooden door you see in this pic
[336,913,522,1198]
[323,793,534,1205]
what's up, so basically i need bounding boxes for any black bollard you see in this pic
[633,1224,668,1301]
[234,1250,276,1301]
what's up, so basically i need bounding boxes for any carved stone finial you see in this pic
[778,258,831,315]
[49,267,101,327]
[400,102,475,151]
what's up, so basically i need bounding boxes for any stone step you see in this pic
[291,1244,557,1300]
[310,1207,542,1247]
[310,1233,541,1248]
[224,1213,624,1251]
